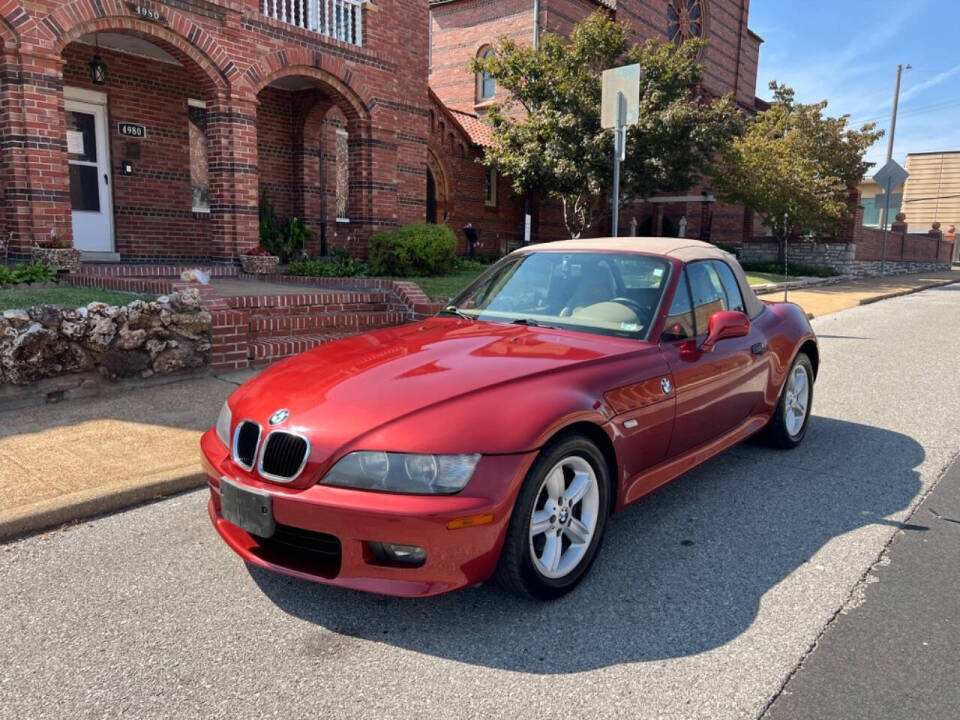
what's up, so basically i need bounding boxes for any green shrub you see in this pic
[287,250,368,278]
[259,193,314,262]
[711,241,740,256]
[739,260,840,278]
[0,261,59,287]
[368,223,456,277]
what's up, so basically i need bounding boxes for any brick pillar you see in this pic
[207,96,259,262]
[2,50,72,255]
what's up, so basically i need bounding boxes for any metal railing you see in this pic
[262,0,365,46]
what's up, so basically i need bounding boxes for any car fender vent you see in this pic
[260,431,310,482]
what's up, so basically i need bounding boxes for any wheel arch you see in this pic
[543,421,619,516]
[797,338,819,378]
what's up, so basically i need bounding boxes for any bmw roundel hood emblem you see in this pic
[269,409,290,426]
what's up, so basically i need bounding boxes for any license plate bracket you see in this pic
[220,477,275,539]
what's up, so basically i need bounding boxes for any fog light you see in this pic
[368,541,426,567]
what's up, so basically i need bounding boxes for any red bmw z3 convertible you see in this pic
[201,238,818,600]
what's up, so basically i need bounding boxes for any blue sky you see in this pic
[750,0,960,170]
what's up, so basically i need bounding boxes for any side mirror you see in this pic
[701,311,750,352]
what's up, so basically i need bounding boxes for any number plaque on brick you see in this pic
[118,123,147,139]
[127,3,167,24]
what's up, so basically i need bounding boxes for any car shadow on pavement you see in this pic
[249,416,924,674]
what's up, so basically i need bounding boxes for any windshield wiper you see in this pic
[441,305,473,320]
[511,317,559,329]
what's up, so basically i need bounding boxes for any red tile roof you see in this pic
[447,109,495,148]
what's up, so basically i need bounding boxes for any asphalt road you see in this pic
[765,454,960,720]
[2,285,959,720]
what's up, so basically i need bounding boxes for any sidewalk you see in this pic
[1,268,957,541]
[755,267,959,318]
[0,369,258,540]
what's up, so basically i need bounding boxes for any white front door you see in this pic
[65,93,114,252]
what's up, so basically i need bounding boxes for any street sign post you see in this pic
[601,64,640,237]
[872,159,909,277]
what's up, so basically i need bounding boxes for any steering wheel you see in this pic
[609,297,647,318]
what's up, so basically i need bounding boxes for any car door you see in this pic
[659,260,770,458]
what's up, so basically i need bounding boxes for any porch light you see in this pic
[89,54,107,86]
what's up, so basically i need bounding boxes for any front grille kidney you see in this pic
[261,432,309,480]
[234,421,261,469]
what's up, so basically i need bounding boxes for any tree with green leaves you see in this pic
[470,11,742,238]
[715,82,883,264]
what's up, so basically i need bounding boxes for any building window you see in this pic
[188,100,209,213]
[484,166,497,207]
[667,0,705,46]
[335,127,349,221]
[477,47,495,102]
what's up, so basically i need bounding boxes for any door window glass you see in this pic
[69,165,100,212]
[712,261,745,313]
[661,269,695,342]
[66,111,97,163]
[687,261,727,335]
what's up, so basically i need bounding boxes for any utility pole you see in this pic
[880,63,910,276]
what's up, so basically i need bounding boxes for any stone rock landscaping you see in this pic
[0,288,212,386]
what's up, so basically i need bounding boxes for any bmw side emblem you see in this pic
[269,409,290,426]
[661,377,673,395]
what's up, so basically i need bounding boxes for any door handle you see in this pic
[104,174,109,186]
[751,342,766,355]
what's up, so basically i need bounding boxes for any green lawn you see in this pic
[403,265,487,302]
[0,286,142,311]
[746,272,789,286]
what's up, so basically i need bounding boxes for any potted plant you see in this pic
[32,228,82,273]
[240,246,280,274]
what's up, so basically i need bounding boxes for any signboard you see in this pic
[601,64,640,129]
[118,122,147,139]
[873,158,909,191]
[524,213,531,244]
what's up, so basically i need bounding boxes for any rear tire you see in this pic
[495,434,610,600]
[763,352,814,449]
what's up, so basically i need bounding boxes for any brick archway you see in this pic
[251,63,370,125]
[426,147,451,224]
[52,15,232,98]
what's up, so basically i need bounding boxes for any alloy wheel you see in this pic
[528,455,600,579]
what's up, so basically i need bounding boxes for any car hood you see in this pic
[228,317,642,463]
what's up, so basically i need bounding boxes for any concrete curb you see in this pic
[0,472,207,542]
[857,278,959,306]
[753,276,848,295]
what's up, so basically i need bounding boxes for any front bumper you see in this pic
[200,428,536,597]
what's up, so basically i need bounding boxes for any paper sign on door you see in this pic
[67,131,85,155]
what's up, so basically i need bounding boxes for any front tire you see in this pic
[764,352,814,449]
[495,434,610,600]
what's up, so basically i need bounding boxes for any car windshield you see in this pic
[445,251,671,340]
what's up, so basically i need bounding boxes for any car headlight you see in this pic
[215,402,232,448]
[321,451,481,494]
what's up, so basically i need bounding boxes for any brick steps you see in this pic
[248,310,406,338]
[249,333,350,365]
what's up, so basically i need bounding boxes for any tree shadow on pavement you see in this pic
[250,416,924,674]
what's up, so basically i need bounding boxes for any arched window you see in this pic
[476,46,495,102]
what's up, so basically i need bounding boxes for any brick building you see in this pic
[0,0,769,265]
[427,0,766,253]
[0,0,428,262]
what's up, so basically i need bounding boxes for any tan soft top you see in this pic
[513,236,766,319]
